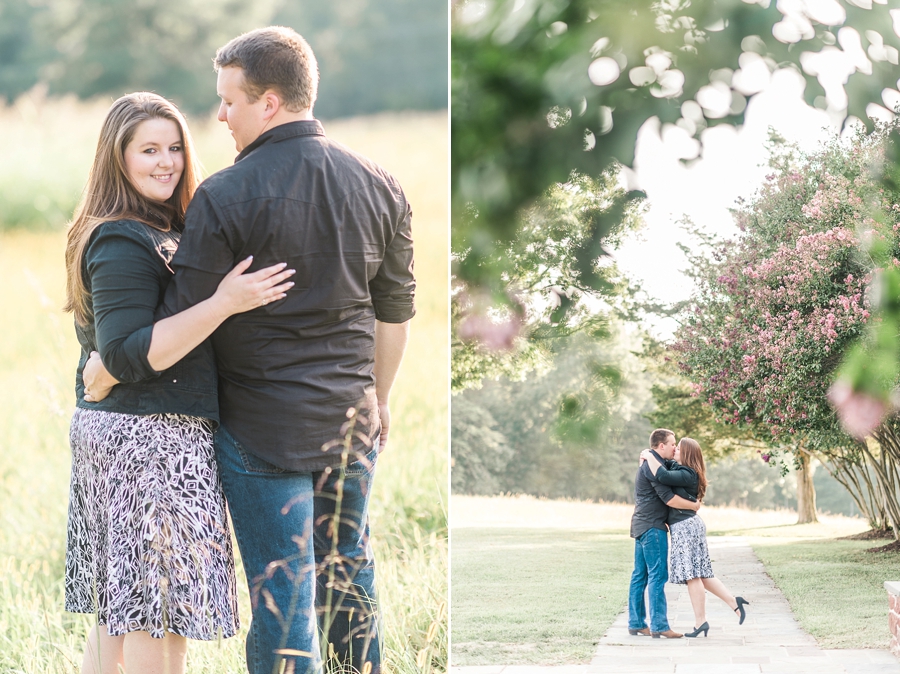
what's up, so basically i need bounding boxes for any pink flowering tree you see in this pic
[674,127,900,533]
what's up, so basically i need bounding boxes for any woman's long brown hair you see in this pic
[64,92,202,325]
[677,437,708,501]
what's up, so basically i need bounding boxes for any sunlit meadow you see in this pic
[0,95,448,673]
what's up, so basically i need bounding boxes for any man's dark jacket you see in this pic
[161,120,415,471]
[630,449,677,539]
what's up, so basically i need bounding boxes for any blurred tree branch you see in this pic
[452,0,900,399]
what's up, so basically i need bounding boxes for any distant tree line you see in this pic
[0,0,447,116]
[451,324,861,516]
[452,329,650,502]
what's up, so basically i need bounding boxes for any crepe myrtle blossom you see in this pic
[675,226,871,441]
[674,129,898,446]
[457,311,523,351]
[456,291,525,351]
[827,380,888,439]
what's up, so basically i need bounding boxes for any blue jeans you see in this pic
[628,527,669,633]
[215,426,381,674]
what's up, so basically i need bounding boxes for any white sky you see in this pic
[612,68,847,340]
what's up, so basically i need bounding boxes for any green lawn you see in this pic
[450,528,633,666]
[753,538,898,649]
[450,495,894,666]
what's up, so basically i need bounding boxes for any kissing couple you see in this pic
[627,429,750,638]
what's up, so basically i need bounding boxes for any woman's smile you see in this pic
[123,117,184,201]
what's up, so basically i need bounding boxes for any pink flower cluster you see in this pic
[673,144,892,442]
[678,238,870,436]
[827,381,888,439]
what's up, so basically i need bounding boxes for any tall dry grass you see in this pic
[0,98,447,673]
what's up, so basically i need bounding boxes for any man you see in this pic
[162,27,414,674]
[627,429,699,639]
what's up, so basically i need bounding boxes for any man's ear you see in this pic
[262,91,281,121]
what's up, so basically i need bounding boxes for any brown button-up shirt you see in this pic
[162,120,415,471]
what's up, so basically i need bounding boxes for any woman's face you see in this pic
[123,117,184,202]
[674,443,682,463]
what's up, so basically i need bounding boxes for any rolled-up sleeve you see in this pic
[161,187,238,318]
[370,193,415,323]
[86,225,162,383]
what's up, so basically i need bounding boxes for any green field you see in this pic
[450,528,632,666]
[450,494,891,666]
[0,101,448,673]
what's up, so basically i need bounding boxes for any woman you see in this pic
[63,92,294,674]
[640,438,749,638]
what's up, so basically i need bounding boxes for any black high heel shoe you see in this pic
[734,596,749,625]
[684,622,709,638]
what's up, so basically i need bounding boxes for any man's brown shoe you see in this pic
[651,629,683,639]
[627,627,651,636]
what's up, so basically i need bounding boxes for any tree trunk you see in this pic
[866,421,900,541]
[831,458,886,530]
[806,443,887,530]
[795,451,819,524]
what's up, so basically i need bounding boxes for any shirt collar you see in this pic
[235,120,325,163]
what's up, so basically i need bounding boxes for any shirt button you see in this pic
[173,379,177,383]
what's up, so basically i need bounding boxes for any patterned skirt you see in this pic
[668,515,715,584]
[65,408,240,640]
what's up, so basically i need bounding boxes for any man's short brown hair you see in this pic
[214,26,319,113]
[649,428,674,450]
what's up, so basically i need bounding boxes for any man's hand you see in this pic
[377,401,391,453]
[83,351,119,402]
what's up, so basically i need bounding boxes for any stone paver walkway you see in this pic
[451,536,900,674]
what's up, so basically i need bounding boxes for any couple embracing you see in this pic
[64,25,414,674]
[627,429,749,639]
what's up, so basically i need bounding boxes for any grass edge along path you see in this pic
[752,536,898,650]
[450,527,633,667]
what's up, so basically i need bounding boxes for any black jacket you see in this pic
[653,460,699,526]
[74,219,218,422]
[630,450,677,539]
[161,120,415,471]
